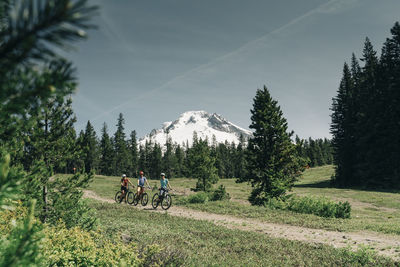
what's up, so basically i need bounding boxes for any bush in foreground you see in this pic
[0,203,181,266]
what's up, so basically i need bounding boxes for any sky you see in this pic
[68,0,400,139]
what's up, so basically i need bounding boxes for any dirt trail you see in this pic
[83,190,400,260]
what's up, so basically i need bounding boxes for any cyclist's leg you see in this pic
[159,188,165,200]
[120,186,126,202]
[122,187,127,202]
[140,186,145,198]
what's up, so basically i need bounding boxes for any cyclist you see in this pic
[159,172,172,200]
[137,171,151,199]
[120,174,134,203]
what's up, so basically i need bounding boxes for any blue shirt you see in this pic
[160,179,169,189]
[138,177,147,186]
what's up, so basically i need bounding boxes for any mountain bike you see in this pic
[115,187,134,204]
[132,186,151,206]
[152,188,172,210]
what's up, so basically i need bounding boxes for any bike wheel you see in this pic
[141,193,149,206]
[132,193,139,206]
[152,193,160,209]
[127,192,134,204]
[115,191,123,203]
[161,194,172,210]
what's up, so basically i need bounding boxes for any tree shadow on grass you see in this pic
[294,180,332,189]
[295,180,400,194]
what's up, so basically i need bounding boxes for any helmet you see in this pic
[122,174,126,178]
[160,173,165,177]
[139,171,144,175]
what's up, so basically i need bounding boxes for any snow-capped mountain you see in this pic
[139,111,252,147]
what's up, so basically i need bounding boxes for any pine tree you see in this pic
[240,86,306,204]
[162,137,177,178]
[144,140,153,175]
[75,130,86,172]
[331,63,357,186]
[174,144,185,177]
[186,135,218,191]
[0,0,96,263]
[0,152,44,266]
[331,24,400,189]
[376,22,400,187]
[138,145,146,175]
[99,123,114,175]
[128,130,139,177]
[234,134,246,179]
[80,121,99,173]
[0,0,96,153]
[113,113,129,175]
[65,126,82,174]
[22,97,77,172]
[150,143,162,179]
[353,38,380,186]
[215,143,227,178]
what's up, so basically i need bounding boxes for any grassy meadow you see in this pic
[89,165,400,235]
[87,199,397,266]
[81,165,400,265]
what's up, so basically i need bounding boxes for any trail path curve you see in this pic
[83,190,400,260]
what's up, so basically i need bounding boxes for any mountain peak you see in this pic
[139,111,251,147]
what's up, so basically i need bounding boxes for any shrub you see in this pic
[267,195,351,219]
[335,201,351,219]
[43,224,141,266]
[340,245,377,265]
[138,245,187,266]
[187,192,209,204]
[0,201,44,267]
[210,185,230,201]
[266,197,287,210]
[0,203,180,266]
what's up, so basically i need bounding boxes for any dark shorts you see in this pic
[121,186,127,192]
[159,187,167,196]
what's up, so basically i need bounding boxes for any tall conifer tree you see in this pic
[353,38,379,186]
[186,138,218,191]
[239,86,304,204]
[128,130,139,177]
[99,123,114,175]
[240,86,305,204]
[81,121,98,173]
[113,113,129,175]
[331,63,356,186]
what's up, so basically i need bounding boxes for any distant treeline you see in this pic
[295,136,333,168]
[331,22,400,189]
[18,104,333,179]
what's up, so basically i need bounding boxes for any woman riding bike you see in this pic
[120,174,134,202]
[159,172,172,200]
[152,172,173,209]
[137,171,151,199]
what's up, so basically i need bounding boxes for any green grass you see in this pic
[89,167,400,235]
[89,200,397,266]
[295,165,400,210]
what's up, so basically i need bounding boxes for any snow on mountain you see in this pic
[139,111,252,147]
